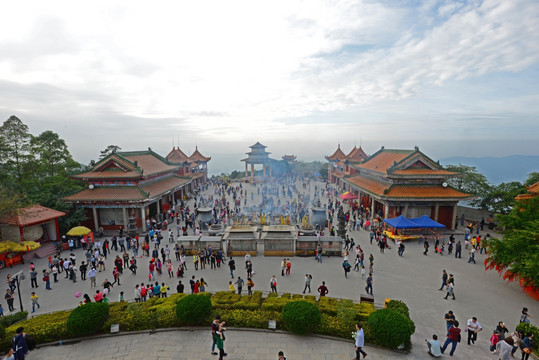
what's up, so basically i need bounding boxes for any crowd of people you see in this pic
[1,177,535,360]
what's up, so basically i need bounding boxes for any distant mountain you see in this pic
[440,155,539,185]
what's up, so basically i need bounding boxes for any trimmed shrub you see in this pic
[0,310,73,350]
[176,294,212,325]
[211,291,262,310]
[67,302,109,336]
[368,309,415,349]
[281,301,321,334]
[385,300,410,318]
[0,311,28,328]
[0,324,5,340]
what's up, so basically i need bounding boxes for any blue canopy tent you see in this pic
[383,215,420,229]
[408,215,446,229]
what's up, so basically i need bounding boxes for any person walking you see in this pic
[441,320,461,356]
[42,269,51,290]
[354,323,368,359]
[228,257,235,279]
[29,268,38,288]
[439,270,448,291]
[5,289,14,312]
[211,315,220,356]
[88,266,97,288]
[455,241,462,258]
[365,274,373,295]
[30,292,40,313]
[521,332,534,360]
[235,276,244,295]
[444,310,456,331]
[270,275,277,294]
[496,337,514,360]
[466,317,482,345]
[444,281,455,300]
[423,239,429,255]
[247,278,254,295]
[303,274,312,294]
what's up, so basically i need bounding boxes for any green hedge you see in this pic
[385,300,410,318]
[0,311,28,328]
[176,294,212,325]
[282,301,321,334]
[0,292,411,353]
[368,309,415,349]
[67,302,109,336]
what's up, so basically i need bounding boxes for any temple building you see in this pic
[165,146,211,182]
[241,142,273,177]
[325,145,368,186]
[329,146,471,230]
[282,155,297,163]
[64,147,210,232]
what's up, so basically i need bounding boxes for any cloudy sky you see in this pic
[1,0,538,174]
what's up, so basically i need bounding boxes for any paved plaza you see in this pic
[3,180,537,359]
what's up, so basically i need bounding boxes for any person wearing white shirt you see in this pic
[354,323,368,359]
[466,317,482,345]
[426,334,442,357]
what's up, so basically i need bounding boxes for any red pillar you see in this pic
[19,226,25,242]
[55,218,60,241]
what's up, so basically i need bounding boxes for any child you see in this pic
[360,266,366,280]
[118,291,124,302]
[490,330,499,353]
[228,281,235,293]
[30,292,40,313]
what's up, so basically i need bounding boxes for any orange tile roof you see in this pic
[326,145,347,161]
[63,187,147,202]
[385,185,471,198]
[516,194,535,200]
[332,170,345,178]
[0,205,66,227]
[528,181,539,193]
[345,175,389,196]
[122,153,178,176]
[356,149,413,173]
[336,161,346,167]
[74,170,141,179]
[189,147,211,162]
[391,169,455,175]
[346,146,368,161]
[140,176,191,197]
[166,147,190,163]
[190,172,205,179]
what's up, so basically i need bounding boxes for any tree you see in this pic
[445,164,491,207]
[0,116,33,190]
[477,181,527,215]
[483,196,539,298]
[0,187,26,219]
[99,145,121,159]
[524,172,539,187]
[31,130,73,178]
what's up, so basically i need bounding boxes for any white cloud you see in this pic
[0,0,537,166]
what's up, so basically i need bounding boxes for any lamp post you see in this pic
[14,274,23,311]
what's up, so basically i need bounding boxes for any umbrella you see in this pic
[339,191,358,200]
[67,226,92,236]
[0,242,13,253]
